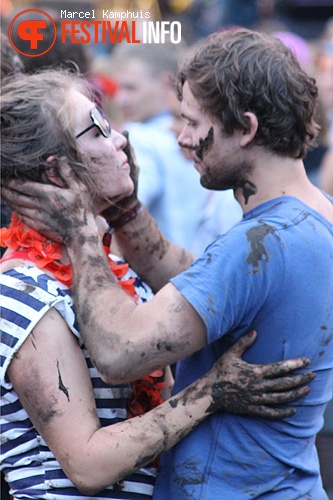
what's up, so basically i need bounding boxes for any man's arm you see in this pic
[3,168,195,293]
[1,170,203,376]
[2,172,314,390]
[69,213,206,381]
[112,205,196,292]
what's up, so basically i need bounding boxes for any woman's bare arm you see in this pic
[8,309,313,495]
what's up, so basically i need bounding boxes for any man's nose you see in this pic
[177,128,191,149]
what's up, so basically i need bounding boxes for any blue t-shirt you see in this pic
[154,196,333,499]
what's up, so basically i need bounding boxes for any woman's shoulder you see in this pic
[0,266,78,390]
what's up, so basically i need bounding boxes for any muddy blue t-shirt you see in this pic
[154,196,333,499]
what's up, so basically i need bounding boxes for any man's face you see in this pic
[178,82,251,191]
[114,59,167,122]
[72,90,134,213]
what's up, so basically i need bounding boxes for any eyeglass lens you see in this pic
[75,106,111,139]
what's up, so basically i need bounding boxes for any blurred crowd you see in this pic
[1,0,333,497]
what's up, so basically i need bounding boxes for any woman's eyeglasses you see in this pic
[75,106,111,139]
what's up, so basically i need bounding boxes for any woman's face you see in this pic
[71,90,134,213]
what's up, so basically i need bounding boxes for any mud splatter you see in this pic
[238,180,258,205]
[134,451,157,469]
[112,482,124,491]
[191,127,214,160]
[173,458,206,494]
[57,360,70,402]
[156,340,173,352]
[246,224,276,273]
[321,332,333,346]
[22,284,37,294]
[30,331,37,350]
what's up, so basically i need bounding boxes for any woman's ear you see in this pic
[44,156,66,187]
[240,112,258,147]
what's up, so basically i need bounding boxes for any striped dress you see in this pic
[0,261,157,500]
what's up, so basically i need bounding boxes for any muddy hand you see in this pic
[2,159,94,244]
[102,131,140,224]
[207,331,313,419]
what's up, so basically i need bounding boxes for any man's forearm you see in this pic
[113,205,196,292]
[65,215,159,382]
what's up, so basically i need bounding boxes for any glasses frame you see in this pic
[75,106,111,139]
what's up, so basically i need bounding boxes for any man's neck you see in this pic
[234,155,312,213]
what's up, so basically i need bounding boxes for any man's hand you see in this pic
[206,331,313,419]
[1,159,95,244]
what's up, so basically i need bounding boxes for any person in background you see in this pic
[314,18,333,149]
[4,29,333,498]
[319,147,333,195]
[272,30,330,184]
[316,18,333,201]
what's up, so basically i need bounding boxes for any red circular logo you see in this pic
[8,9,56,57]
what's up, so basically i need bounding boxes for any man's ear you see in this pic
[44,156,66,187]
[240,112,258,147]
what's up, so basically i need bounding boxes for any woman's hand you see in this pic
[205,331,313,419]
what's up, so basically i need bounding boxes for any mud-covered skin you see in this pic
[2,165,315,422]
[206,359,313,419]
[190,127,214,160]
[69,227,314,413]
[204,340,313,419]
[188,127,258,207]
[115,212,194,291]
[237,179,258,204]
[132,349,313,471]
[76,251,193,381]
[2,167,95,245]
[57,360,70,402]
[22,364,60,427]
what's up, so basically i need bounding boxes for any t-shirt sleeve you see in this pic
[171,220,285,344]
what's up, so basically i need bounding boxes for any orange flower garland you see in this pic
[0,212,138,295]
[0,213,165,428]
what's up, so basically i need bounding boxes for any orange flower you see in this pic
[28,241,62,267]
[0,225,21,250]
[127,372,166,419]
[109,260,130,278]
[0,213,44,250]
[54,265,72,285]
